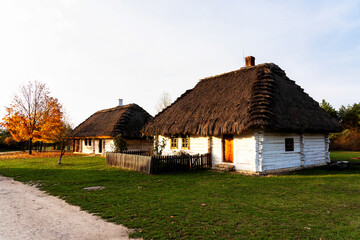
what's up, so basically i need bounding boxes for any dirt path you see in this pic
[0,175,133,240]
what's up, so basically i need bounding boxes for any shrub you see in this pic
[330,129,360,151]
[113,134,128,152]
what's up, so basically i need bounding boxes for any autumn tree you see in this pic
[4,136,17,148]
[1,81,63,154]
[155,91,172,113]
[54,121,72,164]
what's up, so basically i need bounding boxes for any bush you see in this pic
[330,129,360,151]
[113,134,127,152]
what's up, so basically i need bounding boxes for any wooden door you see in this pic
[223,135,234,163]
[74,140,80,152]
[99,139,103,153]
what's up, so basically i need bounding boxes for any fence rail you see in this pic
[121,150,151,156]
[106,152,211,174]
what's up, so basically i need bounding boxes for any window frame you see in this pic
[285,138,294,152]
[170,135,178,149]
[181,135,190,150]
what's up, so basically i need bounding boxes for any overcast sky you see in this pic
[0,0,359,126]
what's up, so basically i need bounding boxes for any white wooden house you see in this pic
[142,56,342,173]
[71,103,152,155]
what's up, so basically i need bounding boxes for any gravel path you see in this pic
[0,175,133,240]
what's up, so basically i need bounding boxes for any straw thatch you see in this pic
[143,63,342,136]
[71,104,152,138]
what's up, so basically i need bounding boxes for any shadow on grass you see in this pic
[293,163,360,176]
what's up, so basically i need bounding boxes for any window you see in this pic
[170,135,178,149]
[285,138,294,151]
[88,139,92,146]
[84,139,88,146]
[181,135,190,149]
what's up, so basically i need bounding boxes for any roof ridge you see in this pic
[141,89,192,135]
[95,104,134,114]
[200,63,276,82]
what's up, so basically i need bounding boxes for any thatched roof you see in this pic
[143,63,342,136]
[71,104,152,138]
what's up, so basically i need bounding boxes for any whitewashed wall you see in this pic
[160,135,209,155]
[188,136,208,154]
[94,140,100,154]
[261,132,301,171]
[211,137,222,165]
[152,132,329,173]
[303,134,327,166]
[104,139,115,153]
[233,134,257,171]
[78,138,150,155]
[81,139,94,154]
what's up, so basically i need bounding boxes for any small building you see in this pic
[71,102,152,155]
[142,57,342,173]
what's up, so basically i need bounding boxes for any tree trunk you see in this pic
[29,138,33,155]
[58,149,65,164]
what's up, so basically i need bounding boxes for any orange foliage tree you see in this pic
[4,136,17,147]
[1,81,64,154]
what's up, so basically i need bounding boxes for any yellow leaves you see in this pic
[1,82,65,144]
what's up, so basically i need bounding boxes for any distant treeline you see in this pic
[1,100,359,152]
[0,128,21,151]
[321,100,360,151]
[0,128,54,152]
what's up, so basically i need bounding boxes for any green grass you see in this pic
[0,152,359,239]
[330,150,360,163]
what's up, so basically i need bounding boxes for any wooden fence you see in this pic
[106,152,211,174]
[121,150,151,156]
[106,152,152,174]
[150,153,212,174]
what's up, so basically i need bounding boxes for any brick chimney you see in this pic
[245,56,255,67]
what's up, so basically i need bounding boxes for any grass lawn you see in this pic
[0,151,359,239]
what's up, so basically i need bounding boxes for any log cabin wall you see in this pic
[261,132,328,172]
[303,134,328,166]
[126,132,330,173]
[261,132,302,171]
[233,134,258,172]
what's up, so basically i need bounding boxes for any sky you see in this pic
[0,0,359,127]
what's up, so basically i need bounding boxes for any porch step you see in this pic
[212,164,235,172]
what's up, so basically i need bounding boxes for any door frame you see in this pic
[99,139,103,153]
[222,134,234,163]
